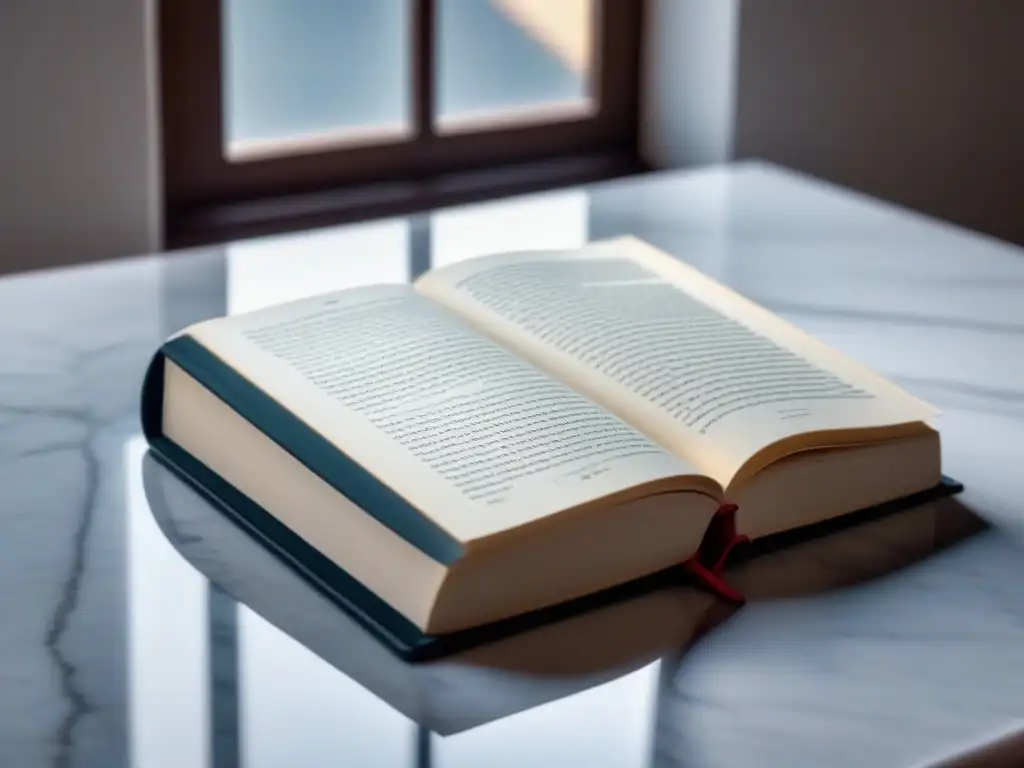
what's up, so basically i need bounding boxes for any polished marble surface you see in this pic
[2,162,1024,767]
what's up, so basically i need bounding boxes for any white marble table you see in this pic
[2,162,1023,768]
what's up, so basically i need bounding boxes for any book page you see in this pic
[185,285,713,542]
[416,238,936,487]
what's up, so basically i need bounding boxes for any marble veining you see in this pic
[1,163,1023,767]
[0,259,161,768]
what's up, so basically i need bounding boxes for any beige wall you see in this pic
[0,0,161,275]
[643,0,1023,246]
[732,0,1024,245]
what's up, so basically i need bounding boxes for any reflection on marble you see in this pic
[224,218,412,313]
[0,258,163,768]
[142,432,987,767]
[125,436,209,768]
[2,163,1024,767]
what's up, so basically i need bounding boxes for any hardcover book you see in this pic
[141,236,961,658]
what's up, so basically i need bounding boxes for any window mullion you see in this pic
[412,0,438,143]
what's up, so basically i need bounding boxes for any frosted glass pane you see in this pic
[223,0,411,159]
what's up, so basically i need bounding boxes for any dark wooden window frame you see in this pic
[160,0,645,246]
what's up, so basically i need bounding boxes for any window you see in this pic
[159,0,643,246]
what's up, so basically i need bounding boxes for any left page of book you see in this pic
[183,285,714,544]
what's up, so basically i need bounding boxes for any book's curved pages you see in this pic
[142,368,962,661]
[141,343,726,657]
[415,237,941,496]
[140,237,963,659]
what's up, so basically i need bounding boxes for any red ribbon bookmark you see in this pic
[682,503,749,604]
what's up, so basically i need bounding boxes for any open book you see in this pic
[141,236,959,657]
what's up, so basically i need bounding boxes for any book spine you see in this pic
[139,336,466,567]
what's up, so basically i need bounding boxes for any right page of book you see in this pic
[416,237,937,488]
